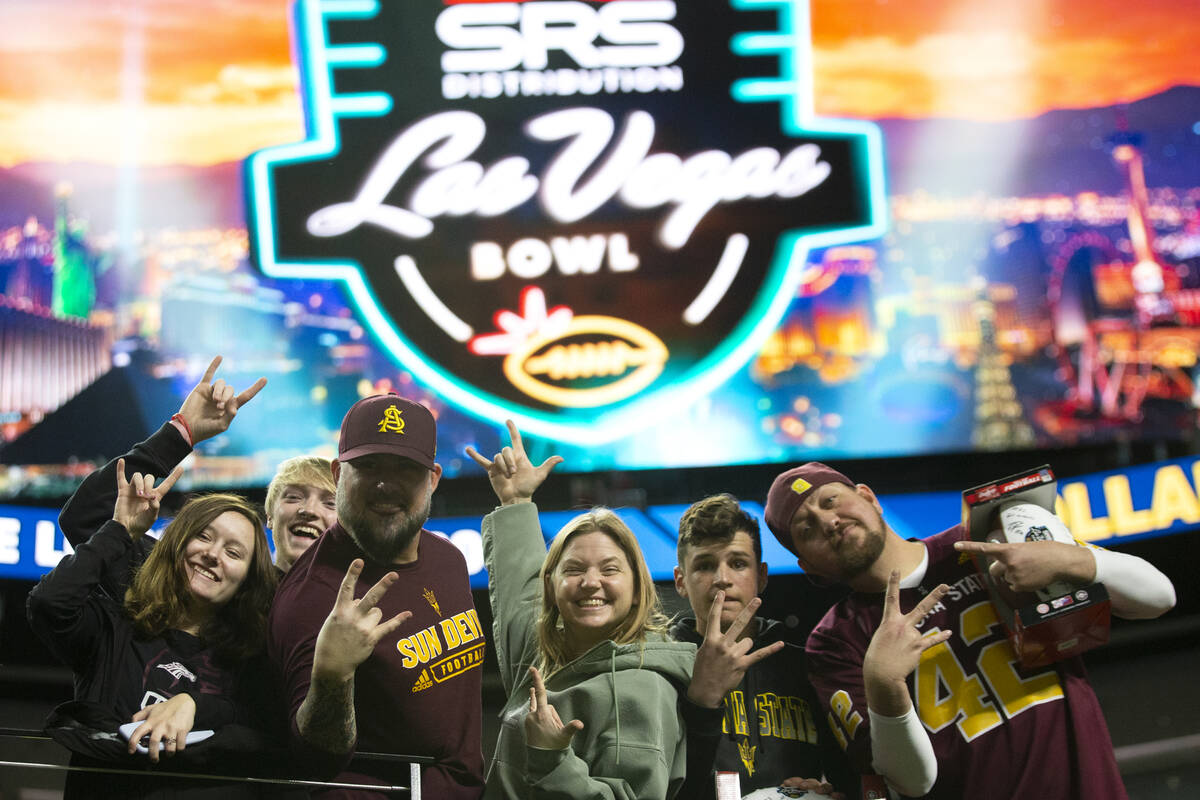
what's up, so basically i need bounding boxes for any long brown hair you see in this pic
[125,494,276,662]
[536,508,669,675]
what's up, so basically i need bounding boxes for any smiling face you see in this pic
[675,530,767,634]
[183,511,256,609]
[268,483,337,572]
[333,453,441,565]
[788,482,887,581]
[549,531,636,655]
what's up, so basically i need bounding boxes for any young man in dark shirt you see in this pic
[671,493,852,799]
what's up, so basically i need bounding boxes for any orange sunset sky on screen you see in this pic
[0,0,1196,166]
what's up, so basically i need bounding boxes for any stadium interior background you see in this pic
[2,0,1200,796]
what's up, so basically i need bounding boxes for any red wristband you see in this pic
[170,413,194,446]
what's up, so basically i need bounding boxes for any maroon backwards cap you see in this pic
[764,462,855,556]
[338,393,437,469]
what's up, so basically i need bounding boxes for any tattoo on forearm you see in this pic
[297,676,356,754]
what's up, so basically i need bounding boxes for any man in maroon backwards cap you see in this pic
[763,462,1174,800]
[269,394,485,799]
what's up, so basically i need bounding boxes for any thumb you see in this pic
[535,455,564,477]
[565,719,585,739]
[131,707,150,722]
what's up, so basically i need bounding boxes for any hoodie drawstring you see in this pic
[610,648,621,764]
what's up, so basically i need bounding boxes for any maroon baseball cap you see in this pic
[764,462,855,555]
[338,393,437,469]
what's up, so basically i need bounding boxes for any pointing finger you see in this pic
[529,665,548,707]
[704,591,726,641]
[200,356,222,385]
[156,465,185,496]
[906,583,950,623]
[235,376,267,406]
[505,419,524,454]
[723,596,761,642]
[464,446,493,470]
[116,458,129,492]
[336,559,364,607]
[954,540,1004,555]
[743,638,785,667]
[880,569,901,620]
[358,571,399,610]
[375,610,412,642]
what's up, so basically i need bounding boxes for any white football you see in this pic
[741,788,834,800]
[997,501,1073,544]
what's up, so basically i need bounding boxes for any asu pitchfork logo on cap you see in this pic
[247,0,885,445]
[377,404,406,435]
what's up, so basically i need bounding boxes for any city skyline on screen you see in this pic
[1,0,1198,497]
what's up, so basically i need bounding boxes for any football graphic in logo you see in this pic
[246,0,884,443]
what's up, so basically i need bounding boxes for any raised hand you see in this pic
[954,538,1094,593]
[175,355,267,445]
[465,419,562,506]
[687,591,784,708]
[862,571,951,716]
[311,559,411,683]
[524,666,584,750]
[113,458,184,539]
[126,693,195,763]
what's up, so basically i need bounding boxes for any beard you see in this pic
[338,489,431,564]
[832,522,887,579]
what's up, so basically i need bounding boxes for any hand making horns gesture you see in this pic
[175,355,268,446]
[524,665,584,750]
[113,458,184,540]
[687,591,785,708]
[465,419,563,506]
[863,570,952,713]
[311,559,412,683]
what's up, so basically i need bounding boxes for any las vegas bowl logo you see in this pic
[246,0,885,444]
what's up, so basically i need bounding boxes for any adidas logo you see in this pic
[412,669,433,693]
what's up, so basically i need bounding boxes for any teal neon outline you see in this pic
[245,0,889,446]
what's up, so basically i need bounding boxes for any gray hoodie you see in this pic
[482,502,696,800]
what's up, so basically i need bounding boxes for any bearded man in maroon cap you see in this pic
[269,394,485,799]
[763,463,1175,800]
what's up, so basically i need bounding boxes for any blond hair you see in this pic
[536,508,670,675]
[265,455,335,518]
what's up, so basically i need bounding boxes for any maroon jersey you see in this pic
[807,526,1126,800]
[270,524,485,799]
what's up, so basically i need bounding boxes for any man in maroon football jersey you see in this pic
[763,462,1176,799]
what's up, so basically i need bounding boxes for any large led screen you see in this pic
[1,0,1198,496]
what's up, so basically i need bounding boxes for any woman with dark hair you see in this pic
[26,366,282,799]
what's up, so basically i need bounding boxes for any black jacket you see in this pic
[671,616,858,799]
